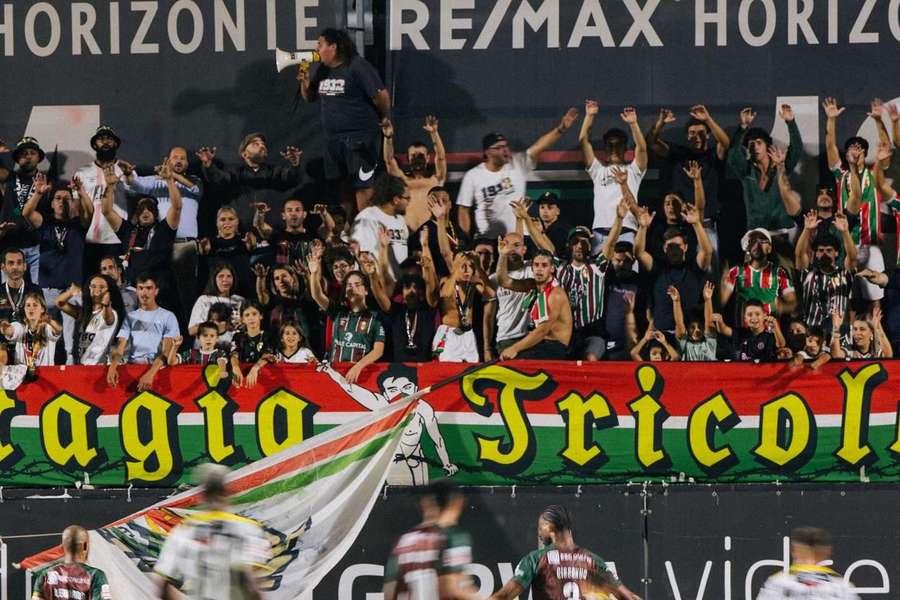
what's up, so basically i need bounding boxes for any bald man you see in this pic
[32,525,112,600]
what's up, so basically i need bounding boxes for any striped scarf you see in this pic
[522,280,558,327]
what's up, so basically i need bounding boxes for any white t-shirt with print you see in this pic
[76,308,120,365]
[75,162,130,244]
[352,206,409,279]
[489,266,533,343]
[457,152,535,238]
[8,322,60,366]
[587,158,643,231]
[277,347,316,363]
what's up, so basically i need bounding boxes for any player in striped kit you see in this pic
[384,480,479,600]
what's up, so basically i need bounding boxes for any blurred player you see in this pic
[756,527,859,600]
[491,505,641,600]
[32,525,112,600]
[155,464,271,600]
[383,480,479,600]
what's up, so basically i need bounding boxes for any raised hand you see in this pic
[243,231,257,250]
[803,209,821,231]
[280,146,303,166]
[610,165,628,186]
[767,145,786,167]
[887,103,900,123]
[703,280,715,300]
[681,202,701,224]
[876,141,893,163]
[196,146,217,167]
[689,105,711,122]
[32,171,51,195]
[652,330,666,343]
[831,307,843,331]
[637,207,656,229]
[381,119,394,138]
[253,202,271,216]
[172,336,184,350]
[666,285,680,303]
[198,237,212,255]
[497,235,510,256]
[711,313,724,329]
[510,197,531,221]
[427,193,447,220]
[739,107,757,127]
[682,160,702,180]
[620,106,638,124]
[779,104,795,122]
[657,108,676,125]
[559,107,579,131]
[117,160,135,176]
[378,224,392,248]
[584,100,599,116]
[623,290,636,313]
[833,212,849,233]
[253,263,269,280]
[103,167,119,187]
[822,97,845,119]
[872,303,883,326]
[867,98,884,119]
[67,282,82,296]
[423,115,439,134]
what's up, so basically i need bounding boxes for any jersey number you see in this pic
[563,581,582,599]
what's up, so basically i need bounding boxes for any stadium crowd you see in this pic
[2,28,900,391]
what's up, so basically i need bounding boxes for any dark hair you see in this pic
[197,320,219,337]
[407,141,428,152]
[539,505,574,534]
[2,247,24,263]
[240,299,265,317]
[377,363,418,392]
[399,273,426,291]
[533,249,555,262]
[207,302,232,322]
[428,185,448,196]
[812,233,840,251]
[744,299,765,311]
[663,227,686,242]
[340,270,371,306]
[843,136,869,155]
[49,184,73,220]
[791,526,831,548]
[135,273,158,286]
[420,479,462,510]
[203,262,238,296]
[282,198,305,211]
[324,247,356,280]
[807,325,825,341]
[131,196,159,224]
[373,174,407,207]
[614,241,634,255]
[685,118,710,132]
[268,265,302,299]
[816,181,836,197]
[319,28,357,61]
[602,128,628,146]
[743,127,772,148]
[278,319,306,350]
[74,274,126,364]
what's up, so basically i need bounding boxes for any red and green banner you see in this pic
[2,360,900,487]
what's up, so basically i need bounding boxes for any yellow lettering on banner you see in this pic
[890,412,900,458]
[556,392,617,469]
[687,393,741,476]
[461,365,557,476]
[627,365,671,471]
[256,389,317,457]
[195,365,243,464]
[752,394,816,471]
[120,392,182,483]
[0,389,25,468]
[40,394,104,470]
[835,364,887,467]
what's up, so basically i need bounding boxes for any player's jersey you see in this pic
[384,523,472,599]
[513,544,619,600]
[154,510,271,600]
[757,565,859,600]
[32,561,111,600]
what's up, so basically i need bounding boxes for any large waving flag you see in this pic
[21,393,419,599]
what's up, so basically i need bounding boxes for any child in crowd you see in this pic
[671,281,716,361]
[167,323,229,367]
[631,327,680,361]
[230,300,274,388]
[715,299,784,362]
[1,293,62,369]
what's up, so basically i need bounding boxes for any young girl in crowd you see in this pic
[55,275,126,365]
[229,300,273,388]
[2,293,62,369]
[273,321,316,363]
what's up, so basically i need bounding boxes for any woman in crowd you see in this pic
[55,275,126,365]
[831,308,893,359]
[2,293,62,368]
[188,263,244,338]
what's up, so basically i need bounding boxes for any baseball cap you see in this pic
[90,126,121,149]
[740,228,772,252]
[239,132,266,154]
[537,192,560,206]
[12,137,45,162]
[567,225,593,242]
[482,133,507,150]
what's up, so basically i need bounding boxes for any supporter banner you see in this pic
[2,361,900,487]
[20,394,418,600]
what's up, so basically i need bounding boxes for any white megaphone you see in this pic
[275,49,321,72]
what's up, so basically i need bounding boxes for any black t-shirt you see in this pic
[230,330,273,363]
[208,235,253,296]
[733,328,777,362]
[117,220,177,285]
[544,219,573,259]
[270,228,316,266]
[649,260,707,332]
[38,219,85,289]
[1,173,41,248]
[666,145,724,221]
[388,303,437,363]
[647,220,698,264]
[312,56,384,135]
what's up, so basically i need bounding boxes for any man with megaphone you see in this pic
[297,28,391,216]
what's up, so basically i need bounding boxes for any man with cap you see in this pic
[1,137,46,283]
[721,227,796,326]
[536,191,572,258]
[196,132,302,231]
[75,126,131,274]
[456,107,579,241]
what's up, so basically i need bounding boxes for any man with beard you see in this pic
[496,248,573,361]
[0,248,42,322]
[382,115,448,231]
[352,174,410,279]
[647,105,730,252]
[196,133,302,230]
[635,201,713,333]
[578,100,647,253]
[457,108,579,241]
[795,211,856,336]
[728,105,801,236]
[119,146,202,321]
[253,198,332,266]
[1,137,45,282]
[721,228,796,324]
[484,231,531,360]
[76,126,131,273]
[536,192,572,258]
[824,97,886,305]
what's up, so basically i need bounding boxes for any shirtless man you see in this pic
[433,252,495,362]
[322,363,458,485]
[496,243,573,360]
[382,115,447,231]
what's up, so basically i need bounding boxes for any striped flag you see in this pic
[20,393,419,599]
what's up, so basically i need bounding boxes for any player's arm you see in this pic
[439,572,481,600]
[489,579,526,600]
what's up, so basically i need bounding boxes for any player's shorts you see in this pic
[323,130,380,188]
[432,325,479,362]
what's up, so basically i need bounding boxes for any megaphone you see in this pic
[276,49,320,72]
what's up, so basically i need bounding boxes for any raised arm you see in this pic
[683,160,706,217]
[252,203,274,240]
[669,286,686,339]
[833,212,857,272]
[381,119,405,178]
[253,264,271,306]
[846,163,863,217]
[873,142,896,200]
[685,205,712,271]
[602,197,630,261]
[872,305,893,358]
[889,103,900,150]
[867,99,892,149]
[495,239,534,292]
[100,168,124,231]
[429,193,455,272]
[634,207,656,271]
[424,115,447,183]
[690,105,731,160]
[780,104,802,172]
[161,161,182,230]
[822,97,844,170]
[794,210,819,270]
[578,100,599,169]
[512,198,554,253]
[646,108,674,158]
[21,172,49,229]
[766,315,786,350]
[527,107,578,165]
[621,106,647,171]
[702,281,715,334]
[72,177,93,227]
[306,247,330,311]
[727,107,756,177]
[769,145,802,216]
[54,283,84,319]
[420,230,440,309]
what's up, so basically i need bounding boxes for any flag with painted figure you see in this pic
[20,392,419,599]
